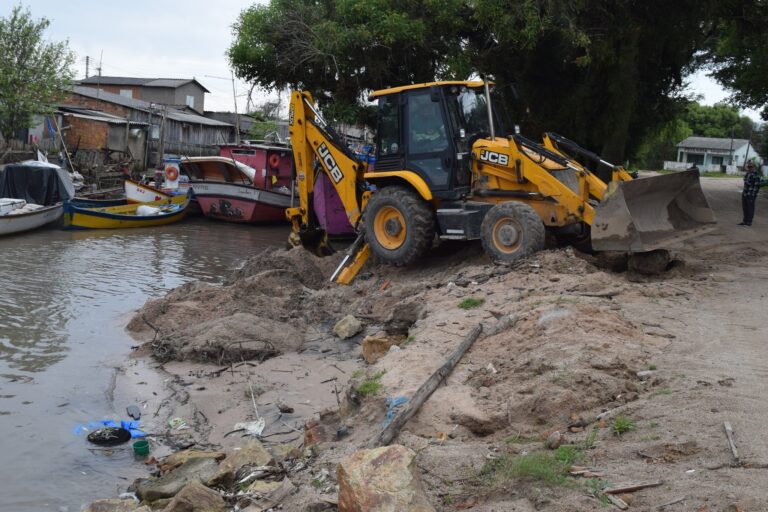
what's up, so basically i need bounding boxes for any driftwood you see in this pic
[604,494,629,510]
[605,481,663,494]
[369,323,484,448]
[724,421,740,464]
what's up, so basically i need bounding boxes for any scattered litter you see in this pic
[168,417,187,430]
[381,395,409,429]
[388,345,401,353]
[435,432,447,443]
[117,493,138,502]
[126,404,141,420]
[234,419,266,437]
[685,469,695,474]
[337,426,349,440]
[486,362,497,374]
[77,419,146,443]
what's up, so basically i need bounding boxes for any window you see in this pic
[119,89,133,98]
[186,95,195,109]
[151,125,160,140]
[376,97,399,158]
[407,93,448,154]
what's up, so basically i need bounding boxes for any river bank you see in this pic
[88,178,768,511]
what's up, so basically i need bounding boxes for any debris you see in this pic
[362,334,404,364]
[162,480,227,512]
[382,396,409,429]
[276,400,294,414]
[132,440,150,456]
[604,494,629,510]
[208,439,276,487]
[233,420,266,437]
[724,421,740,465]
[126,405,141,420]
[87,427,132,446]
[370,323,483,448]
[656,497,686,509]
[605,481,664,494]
[636,370,656,380]
[168,417,187,430]
[333,315,363,339]
[136,457,220,501]
[337,426,349,440]
[486,362,498,374]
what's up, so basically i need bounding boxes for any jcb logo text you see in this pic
[318,143,344,183]
[479,150,509,166]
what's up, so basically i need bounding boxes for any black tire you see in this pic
[480,202,545,264]
[364,186,435,266]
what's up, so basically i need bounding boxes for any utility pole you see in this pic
[96,51,103,99]
[85,56,90,79]
[743,127,754,168]
[157,105,168,165]
[728,127,735,170]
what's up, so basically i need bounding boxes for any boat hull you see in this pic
[63,201,189,230]
[125,179,173,203]
[0,204,63,235]
[190,181,290,223]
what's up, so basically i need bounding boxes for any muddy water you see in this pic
[0,219,287,511]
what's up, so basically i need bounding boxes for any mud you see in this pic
[119,179,768,512]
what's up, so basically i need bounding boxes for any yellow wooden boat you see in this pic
[63,200,189,229]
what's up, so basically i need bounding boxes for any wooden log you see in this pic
[605,481,663,494]
[724,421,740,464]
[604,494,629,510]
[369,323,483,448]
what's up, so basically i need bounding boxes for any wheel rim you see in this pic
[492,217,523,254]
[374,206,406,250]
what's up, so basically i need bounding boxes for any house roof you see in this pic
[677,136,750,151]
[70,86,231,127]
[79,76,210,93]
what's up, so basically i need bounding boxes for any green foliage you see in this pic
[481,449,575,486]
[0,5,75,140]
[355,370,386,396]
[648,363,657,371]
[458,297,485,310]
[612,415,637,437]
[581,427,599,450]
[248,120,279,140]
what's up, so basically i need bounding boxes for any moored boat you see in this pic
[62,200,190,230]
[0,161,74,236]
[180,156,292,223]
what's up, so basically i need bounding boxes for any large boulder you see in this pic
[337,445,435,512]
[85,500,149,512]
[333,315,363,339]
[137,457,219,502]
[161,481,227,512]
[208,439,275,487]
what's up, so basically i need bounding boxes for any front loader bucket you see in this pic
[591,170,716,252]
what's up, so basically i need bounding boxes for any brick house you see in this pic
[77,76,210,115]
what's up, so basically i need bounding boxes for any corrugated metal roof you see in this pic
[70,86,233,128]
[678,136,749,150]
[79,76,152,86]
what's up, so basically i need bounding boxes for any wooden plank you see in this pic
[724,421,740,464]
[369,324,483,448]
[604,494,629,510]
[605,481,663,494]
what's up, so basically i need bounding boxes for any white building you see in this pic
[664,136,764,174]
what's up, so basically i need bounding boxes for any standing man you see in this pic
[739,161,764,226]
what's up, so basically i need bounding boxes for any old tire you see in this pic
[481,202,545,264]
[364,186,435,266]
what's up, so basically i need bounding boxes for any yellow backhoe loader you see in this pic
[286,79,716,284]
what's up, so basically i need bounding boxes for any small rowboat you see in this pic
[125,178,174,203]
[63,200,190,230]
[71,193,187,209]
[0,202,63,236]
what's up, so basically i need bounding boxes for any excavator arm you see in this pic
[286,90,372,284]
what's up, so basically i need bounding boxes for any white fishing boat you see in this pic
[0,201,64,235]
[0,161,74,236]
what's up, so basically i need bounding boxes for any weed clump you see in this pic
[458,298,485,309]
[612,414,637,436]
[355,370,386,396]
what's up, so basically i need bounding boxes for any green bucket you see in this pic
[132,439,150,456]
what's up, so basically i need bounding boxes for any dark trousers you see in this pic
[742,194,757,224]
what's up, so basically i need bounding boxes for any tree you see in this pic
[0,5,75,142]
[705,0,768,120]
[229,0,720,162]
[684,102,754,139]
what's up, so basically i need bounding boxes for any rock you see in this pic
[337,444,436,512]
[242,478,296,511]
[333,315,363,339]
[85,499,149,512]
[163,450,226,470]
[161,481,227,512]
[544,431,563,450]
[628,249,671,275]
[277,399,294,413]
[270,443,302,463]
[247,480,283,494]
[208,439,275,487]
[361,334,404,364]
[137,457,220,502]
[636,370,656,380]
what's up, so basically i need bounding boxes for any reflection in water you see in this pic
[0,219,286,511]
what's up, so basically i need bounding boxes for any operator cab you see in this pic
[371,81,508,200]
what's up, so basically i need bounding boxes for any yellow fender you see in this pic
[363,171,433,201]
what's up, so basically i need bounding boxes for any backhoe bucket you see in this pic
[591,170,716,252]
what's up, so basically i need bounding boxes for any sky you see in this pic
[17,1,762,122]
